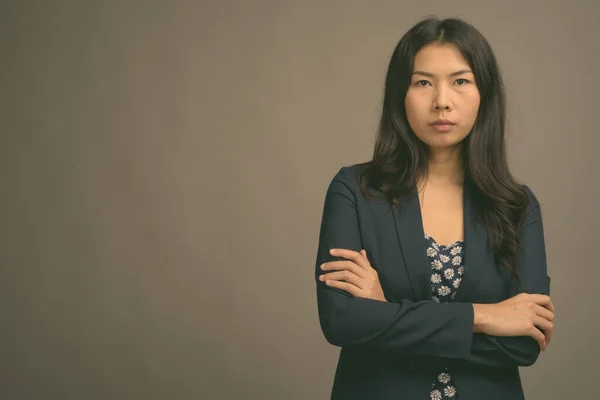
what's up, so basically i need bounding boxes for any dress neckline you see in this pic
[425,233,464,249]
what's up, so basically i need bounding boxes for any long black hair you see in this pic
[356,16,530,286]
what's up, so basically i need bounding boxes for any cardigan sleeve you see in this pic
[459,186,552,367]
[315,167,476,358]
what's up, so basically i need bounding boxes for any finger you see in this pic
[533,315,554,333]
[528,294,555,312]
[324,279,362,297]
[534,304,555,322]
[329,248,368,269]
[330,248,370,270]
[321,261,368,278]
[320,270,363,288]
[541,325,553,347]
[529,327,547,351]
[541,298,555,313]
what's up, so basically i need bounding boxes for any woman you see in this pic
[314,17,555,400]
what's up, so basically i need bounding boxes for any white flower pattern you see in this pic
[444,386,457,397]
[438,285,451,296]
[425,233,465,399]
[431,273,442,284]
[438,372,451,384]
[450,246,462,255]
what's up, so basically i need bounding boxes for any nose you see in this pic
[432,86,452,111]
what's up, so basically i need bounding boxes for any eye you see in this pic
[455,78,470,86]
[416,80,430,87]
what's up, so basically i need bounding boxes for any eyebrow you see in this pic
[411,69,473,78]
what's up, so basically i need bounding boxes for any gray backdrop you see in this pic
[1,1,598,399]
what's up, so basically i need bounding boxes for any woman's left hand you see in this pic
[319,248,387,302]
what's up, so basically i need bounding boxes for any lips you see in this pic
[430,121,455,132]
[431,119,455,126]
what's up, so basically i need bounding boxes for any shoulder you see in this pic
[324,163,375,203]
[522,183,541,212]
[520,183,545,227]
[329,163,366,189]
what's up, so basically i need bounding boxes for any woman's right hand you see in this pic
[472,293,555,351]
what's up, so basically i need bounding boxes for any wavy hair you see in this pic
[356,16,530,286]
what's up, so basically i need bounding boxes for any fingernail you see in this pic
[329,249,336,254]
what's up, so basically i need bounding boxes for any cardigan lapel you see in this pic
[391,185,432,301]
[453,180,487,302]
[391,180,487,302]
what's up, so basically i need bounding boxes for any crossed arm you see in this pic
[315,171,552,367]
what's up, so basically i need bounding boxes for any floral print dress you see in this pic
[424,233,465,400]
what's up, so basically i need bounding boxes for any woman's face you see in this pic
[404,43,480,150]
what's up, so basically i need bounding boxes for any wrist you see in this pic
[472,303,492,333]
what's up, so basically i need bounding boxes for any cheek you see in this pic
[404,93,424,121]
[466,91,481,115]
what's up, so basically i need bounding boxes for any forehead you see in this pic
[413,43,470,72]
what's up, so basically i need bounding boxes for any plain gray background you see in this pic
[1,1,598,399]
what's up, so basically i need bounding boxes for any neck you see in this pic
[419,146,465,189]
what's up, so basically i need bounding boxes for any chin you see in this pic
[419,133,465,149]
